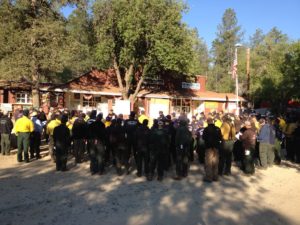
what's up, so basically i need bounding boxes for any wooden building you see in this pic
[0,69,245,117]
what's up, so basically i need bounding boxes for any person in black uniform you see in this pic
[86,110,97,156]
[174,120,192,180]
[188,116,198,162]
[202,118,222,182]
[164,115,176,170]
[111,118,128,175]
[106,119,116,166]
[196,120,205,164]
[148,120,169,181]
[135,119,150,177]
[72,113,87,163]
[0,110,13,155]
[88,113,106,175]
[124,111,138,169]
[294,119,300,163]
[53,115,71,171]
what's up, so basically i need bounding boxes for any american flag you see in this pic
[232,48,238,79]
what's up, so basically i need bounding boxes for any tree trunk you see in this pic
[30,0,40,108]
[130,76,144,101]
[113,57,128,99]
[130,64,147,102]
[32,87,40,108]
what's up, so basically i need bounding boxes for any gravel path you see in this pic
[0,149,299,225]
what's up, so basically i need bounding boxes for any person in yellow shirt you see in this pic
[220,115,236,175]
[105,116,112,128]
[214,115,222,128]
[278,116,286,131]
[14,109,34,163]
[67,110,78,130]
[138,110,149,124]
[46,114,61,162]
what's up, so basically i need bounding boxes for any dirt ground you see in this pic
[0,147,300,225]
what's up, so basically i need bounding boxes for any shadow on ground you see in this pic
[279,160,300,172]
[0,154,296,225]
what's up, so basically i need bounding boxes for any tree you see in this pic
[188,28,209,76]
[93,0,196,101]
[61,6,96,81]
[210,8,243,93]
[250,28,265,48]
[249,27,289,112]
[281,41,300,101]
[0,0,85,108]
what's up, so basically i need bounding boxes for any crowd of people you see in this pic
[0,107,300,182]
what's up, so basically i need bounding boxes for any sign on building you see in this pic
[114,100,131,116]
[97,103,108,117]
[0,103,12,112]
[149,99,169,119]
[181,82,200,90]
[205,102,218,109]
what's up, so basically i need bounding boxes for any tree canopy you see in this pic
[0,2,299,112]
[93,0,205,100]
[209,8,243,93]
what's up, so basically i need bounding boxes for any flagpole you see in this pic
[235,60,239,115]
[234,44,241,116]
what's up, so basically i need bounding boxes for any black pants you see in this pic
[242,147,255,174]
[114,144,129,174]
[127,138,136,164]
[286,137,295,161]
[233,140,243,162]
[176,147,189,177]
[30,132,41,158]
[55,147,68,171]
[89,139,105,174]
[1,133,10,155]
[73,139,85,163]
[219,140,234,175]
[149,152,167,178]
[168,142,176,168]
[197,138,205,164]
[136,147,149,176]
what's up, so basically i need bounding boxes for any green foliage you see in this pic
[250,29,265,48]
[0,0,68,81]
[188,28,209,76]
[93,0,205,99]
[62,7,96,77]
[281,41,300,99]
[249,27,290,112]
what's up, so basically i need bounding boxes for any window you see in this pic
[82,95,102,107]
[16,92,32,104]
[94,96,101,103]
[172,98,191,113]
[83,95,93,107]
[74,93,80,100]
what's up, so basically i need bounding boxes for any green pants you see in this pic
[1,133,11,155]
[49,135,56,162]
[259,143,275,168]
[17,132,30,162]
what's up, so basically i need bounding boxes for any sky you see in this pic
[62,0,300,49]
[182,0,300,48]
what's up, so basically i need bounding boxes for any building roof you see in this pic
[49,69,245,102]
[0,69,245,102]
[0,78,56,91]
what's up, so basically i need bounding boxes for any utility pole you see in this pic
[246,48,250,99]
